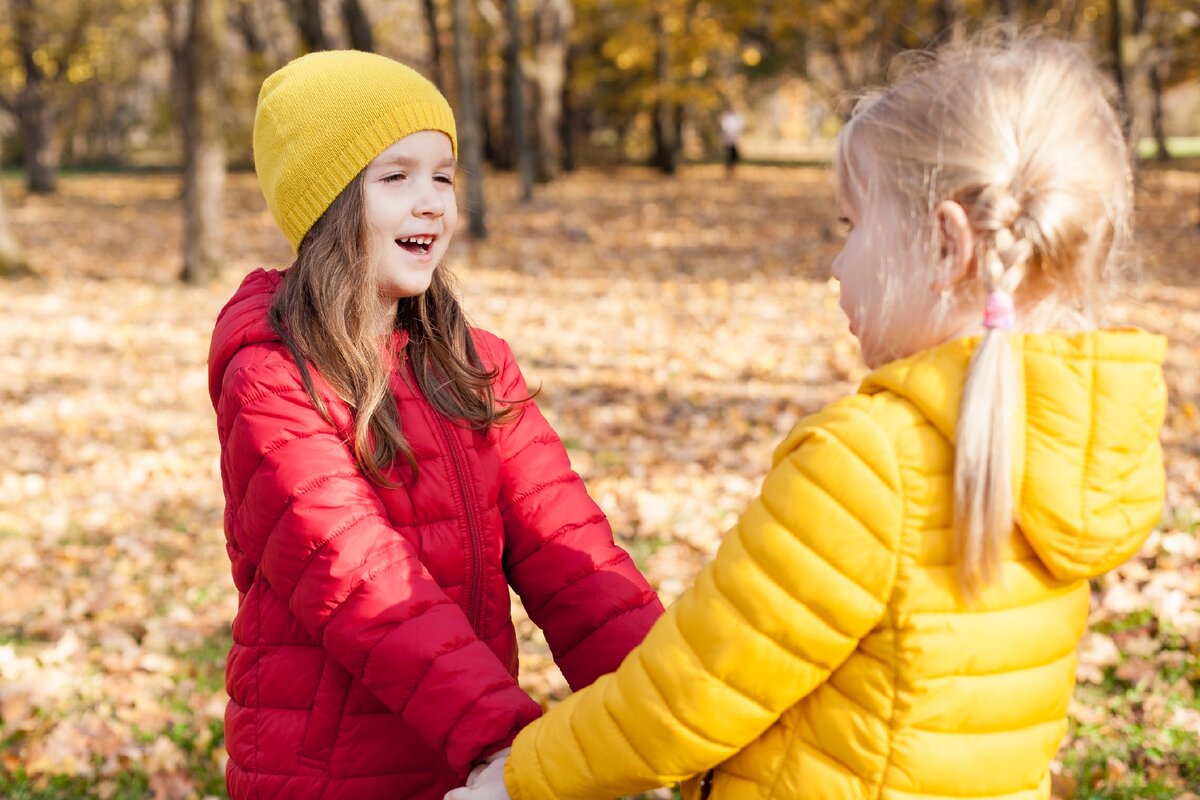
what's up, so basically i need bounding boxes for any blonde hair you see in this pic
[834,33,1133,601]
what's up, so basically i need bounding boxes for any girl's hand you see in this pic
[443,750,512,800]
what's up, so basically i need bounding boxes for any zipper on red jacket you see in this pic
[434,413,485,634]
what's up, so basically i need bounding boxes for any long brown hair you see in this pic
[268,171,522,484]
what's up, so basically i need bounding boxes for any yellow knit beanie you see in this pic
[253,50,458,253]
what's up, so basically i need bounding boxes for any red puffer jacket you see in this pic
[208,269,663,799]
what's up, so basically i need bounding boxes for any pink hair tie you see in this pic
[983,291,1015,331]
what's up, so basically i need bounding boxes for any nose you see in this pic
[830,253,843,282]
[413,178,445,218]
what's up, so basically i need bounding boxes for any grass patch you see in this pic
[1063,724,1200,798]
[1091,608,1156,636]
[0,769,150,800]
[1137,136,1200,159]
[174,625,231,695]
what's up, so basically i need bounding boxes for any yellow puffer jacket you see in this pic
[504,330,1166,800]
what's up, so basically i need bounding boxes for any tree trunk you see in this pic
[234,0,265,55]
[560,40,576,173]
[532,0,570,182]
[452,0,487,239]
[291,0,329,52]
[1113,0,1154,161]
[180,0,226,284]
[1109,0,1129,126]
[423,0,447,90]
[0,188,30,277]
[1149,42,1169,161]
[506,0,533,200]
[341,0,373,52]
[16,94,56,195]
[13,0,57,194]
[936,0,964,45]
[482,44,508,169]
[652,11,677,175]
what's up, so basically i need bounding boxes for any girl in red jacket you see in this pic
[207,50,663,800]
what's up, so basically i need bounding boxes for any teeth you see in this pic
[399,235,435,245]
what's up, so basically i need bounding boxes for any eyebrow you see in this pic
[372,155,457,169]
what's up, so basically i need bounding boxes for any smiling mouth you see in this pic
[396,235,437,255]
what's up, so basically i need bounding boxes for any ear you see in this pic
[932,200,975,292]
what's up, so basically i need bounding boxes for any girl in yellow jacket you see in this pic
[446,34,1167,800]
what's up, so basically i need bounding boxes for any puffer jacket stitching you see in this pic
[604,659,665,766]
[912,604,1082,673]
[797,738,863,784]
[754,490,881,620]
[820,676,878,717]
[385,514,487,529]
[359,596,467,681]
[524,547,627,615]
[1076,356,1098,559]
[292,532,415,623]
[873,401,907,800]
[812,416,897,490]
[913,711,1069,737]
[499,474,579,514]
[222,375,311,419]
[764,719,800,799]
[235,465,360,549]
[670,600,775,718]
[502,432,561,463]
[440,679,525,749]
[506,514,608,573]
[524,732,554,800]
[552,595,661,663]
[254,578,263,786]
[781,457,894,552]
[394,635,475,717]
[289,513,372,573]
[708,557,851,676]
[321,551,437,648]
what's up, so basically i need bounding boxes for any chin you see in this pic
[381,274,436,299]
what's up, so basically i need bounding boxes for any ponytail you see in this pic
[954,318,1018,601]
[954,224,1029,602]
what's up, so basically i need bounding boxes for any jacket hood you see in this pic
[860,330,1167,581]
[208,268,285,409]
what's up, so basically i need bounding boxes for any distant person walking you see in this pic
[720,107,746,177]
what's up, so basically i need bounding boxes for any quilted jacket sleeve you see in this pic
[503,396,903,799]
[480,333,664,690]
[218,350,541,773]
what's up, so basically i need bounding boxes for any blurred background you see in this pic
[1,1,1199,799]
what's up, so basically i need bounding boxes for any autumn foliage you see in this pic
[1,166,1199,798]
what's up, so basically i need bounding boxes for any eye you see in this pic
[381,172,407,183]
[837,216,853,235]
[435,173,455,186]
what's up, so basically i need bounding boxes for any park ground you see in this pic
[1,164,1198,798]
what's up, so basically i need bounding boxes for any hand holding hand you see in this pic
[443,749,512,800]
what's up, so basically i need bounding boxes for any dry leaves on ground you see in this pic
[1,165,1198,797]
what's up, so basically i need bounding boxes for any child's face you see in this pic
[362,130,458,300]
[831,194,948,368]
